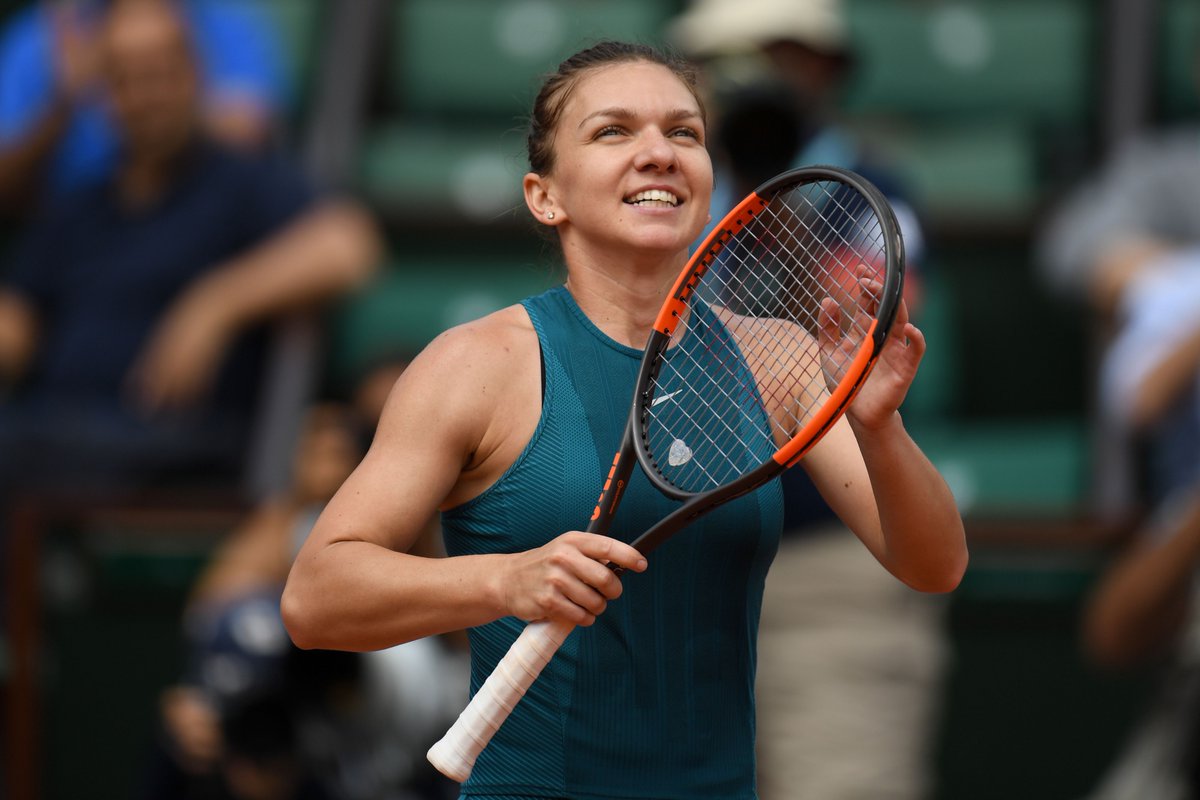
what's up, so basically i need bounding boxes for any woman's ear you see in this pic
[523,172,563,226]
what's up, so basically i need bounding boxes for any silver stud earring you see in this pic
[546,211,555,220]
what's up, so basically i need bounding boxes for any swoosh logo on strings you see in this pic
[651,389,683,407]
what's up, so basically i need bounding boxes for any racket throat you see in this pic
[587,438,638,537]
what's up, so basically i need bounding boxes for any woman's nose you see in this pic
[633,130,677,172]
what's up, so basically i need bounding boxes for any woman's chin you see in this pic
[623,220,704,255]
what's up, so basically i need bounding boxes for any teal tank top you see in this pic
[441,286,783,799]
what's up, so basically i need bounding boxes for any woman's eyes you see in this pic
[594,125,702,140]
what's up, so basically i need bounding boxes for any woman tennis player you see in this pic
[282,41,967,799]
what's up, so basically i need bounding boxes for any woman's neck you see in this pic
[562,245,687,349]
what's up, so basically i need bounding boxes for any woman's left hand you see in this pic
[818,266,925,432]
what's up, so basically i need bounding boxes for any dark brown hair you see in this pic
[526,40,706,175]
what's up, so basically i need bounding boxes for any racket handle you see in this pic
[426,618,575,782]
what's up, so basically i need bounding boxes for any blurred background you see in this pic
[0,0,1195,798]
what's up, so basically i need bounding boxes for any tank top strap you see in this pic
[519,286,571,400]
[522,284,642,365]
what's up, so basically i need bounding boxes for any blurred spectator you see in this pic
[1038,30,1200,799]
[145,389,467,800]
[143,403,360,800]
[1040,128,1200,516]
[218,692,331,800]
[0,0,289,215]
[1078,492,1200,800]
[669,2,947,798]
[0,0,378,497]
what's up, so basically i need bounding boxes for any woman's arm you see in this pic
[807,412,967,593]
[805,304,968,593]
[281,313,646,652]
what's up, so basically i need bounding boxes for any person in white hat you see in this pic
[669,0,847,54]
[668,0,851,102]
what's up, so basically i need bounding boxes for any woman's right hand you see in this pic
[501,532,647,626]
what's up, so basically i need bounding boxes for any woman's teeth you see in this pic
[625,189,680,207]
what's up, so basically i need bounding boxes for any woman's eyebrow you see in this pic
[578,107,702,129]
[578,107,635,128]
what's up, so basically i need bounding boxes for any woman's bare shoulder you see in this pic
[372,303,542,504]
[413,303,538,379]
[373,303,540,453]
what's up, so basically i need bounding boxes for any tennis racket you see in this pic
[426,164,905,782]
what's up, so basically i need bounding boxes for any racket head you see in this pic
[632,165,905,508]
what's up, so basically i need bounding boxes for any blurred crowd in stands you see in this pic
[2,0,1200,798]
[0,1,463,798]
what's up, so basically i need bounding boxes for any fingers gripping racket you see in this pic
[427,165,905,781]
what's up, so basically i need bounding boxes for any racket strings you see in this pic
[735,185,880,384]
[756,185,880,327]
[718,187,877,362]
[651,341,780,485]
[643,179,888,493]
[697,180,881,384]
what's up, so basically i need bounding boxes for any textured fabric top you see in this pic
[442,285,783,799]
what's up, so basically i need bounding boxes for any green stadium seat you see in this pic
[842,0,1095,125]
[900,271,958,421]
[359,121,528,223]
[1159,0,1200,121]
[389,0,675,118]
[908,419,1089,516]
[871,121,1038,225]
[330,260,558,386]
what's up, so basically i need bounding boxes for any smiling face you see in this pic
[524,60,714,266]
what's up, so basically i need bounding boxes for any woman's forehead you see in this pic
[562,61,701,121]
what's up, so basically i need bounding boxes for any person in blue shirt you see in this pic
[0,0,288,212]
[0,0,377,492]
[282,40,966,799]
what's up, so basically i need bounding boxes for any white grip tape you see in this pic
[427,618,575,782]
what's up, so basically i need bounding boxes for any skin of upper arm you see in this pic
[798,418,885,553]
